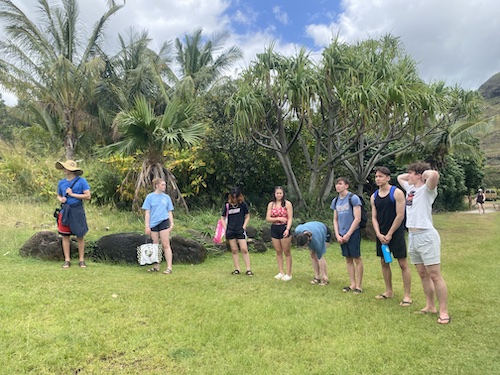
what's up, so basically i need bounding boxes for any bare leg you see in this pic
[282,236,293,276]
[345,257,356,289]
[398,257,412,302]
[426,264,449,321]
[310,251,320,279]
[272,238,284,274]
[380,258,394,297]
[160,229,173,271]
[62,236,71,262]
[318,257,328,281]
[228,239,241,271]
[77,237,85,262]
[354,257,363,290]
[149,231,160,271]
[415,263,437,313]
[238,238,251,271]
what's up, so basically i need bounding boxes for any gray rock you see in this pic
[19,231,78,260]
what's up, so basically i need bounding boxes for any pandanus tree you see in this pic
[228,46,316,208]
[0,0,124,159]
[109,95,205,212]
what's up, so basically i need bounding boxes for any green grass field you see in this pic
[0,202,499,374]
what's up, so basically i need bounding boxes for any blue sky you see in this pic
[2,0,500,106]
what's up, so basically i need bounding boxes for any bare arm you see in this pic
[397,173,409,190]
[168,210,174,231]
[422,169,440,190]
[371,194,382,238]
[386,189,405,237]
[243,213,250,231]
[144,210,151,235]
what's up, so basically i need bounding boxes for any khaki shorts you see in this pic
[408,228,441,266]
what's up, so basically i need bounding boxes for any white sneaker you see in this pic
[274,273,285,280]
[281,274,292,281]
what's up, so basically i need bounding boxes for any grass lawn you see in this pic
[0,202,499,374]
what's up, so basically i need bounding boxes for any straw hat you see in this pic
[55,160,83,175]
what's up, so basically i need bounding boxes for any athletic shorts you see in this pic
[340,228,361,258]
[408,228,441,266]
[376,229,407,259]
[271,224,290,239]
[151,219,170,232]
[226,228,246,240]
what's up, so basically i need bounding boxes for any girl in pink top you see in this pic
[266,186,294,281]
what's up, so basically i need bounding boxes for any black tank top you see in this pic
[374,190,404,234]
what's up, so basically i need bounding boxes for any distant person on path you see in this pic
[56,160,91,269]
[295,221,330,286]
[370,167,412,306]
[397,162,451,324]
[266,186,293,281]
[222,187,253,276]
[142,178,174,274]
[331,177,364,294]
[475,188,485,214]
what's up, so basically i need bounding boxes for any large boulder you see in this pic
[19,231,78,260]
[93,232,146,263]
[171,235,207,264]
[93,232,207,264]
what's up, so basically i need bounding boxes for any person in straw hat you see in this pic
[55,160,91,268]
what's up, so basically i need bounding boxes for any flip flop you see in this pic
[437,316,452,325]
[375,293,392,300]
[352,288,363,294]
[342,286,352,292]
[399,300,413,306]
[62,261,70,268]
[414,309,438,315]
[147,267,159,272]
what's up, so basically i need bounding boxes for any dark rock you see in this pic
[261,226,272,242]
[479,72,500,99]
[245,225,258,238]
[93,232,207,264]
[252,240,267,253]
[93,232,147,263]
[19,231,78,260]
[171,235,207,264]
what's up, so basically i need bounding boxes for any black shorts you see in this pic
[151,219,170,232]
[376,229,407,259]
[271,224,290,239]
[226,228,246,240]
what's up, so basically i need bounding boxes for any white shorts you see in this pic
[408,228,441,266]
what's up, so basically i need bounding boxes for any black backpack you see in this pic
[333,192,368,229]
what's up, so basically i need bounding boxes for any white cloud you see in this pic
[304,0,500,89]
[272,6,289,25]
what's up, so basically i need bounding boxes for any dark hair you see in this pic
[374,166,391,176]
[407,161,431,175]
[228,186,244,205]
[272,186,286,207]
[335,177,350,185]
[295,232,310,247]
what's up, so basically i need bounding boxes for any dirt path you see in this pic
[464,201,500,214]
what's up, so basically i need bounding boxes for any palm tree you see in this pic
[172,29,243,98]
[0,0,123,159]
[109,95,205,211]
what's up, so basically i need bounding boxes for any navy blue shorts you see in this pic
[151,219,170,232]
[340,229,361,258]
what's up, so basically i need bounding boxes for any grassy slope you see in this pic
[481,97,500,188]
[0,203,499,374]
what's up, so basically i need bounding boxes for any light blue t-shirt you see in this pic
[295,221,328,259]
[142,192,174,228]
[331,193,362,236]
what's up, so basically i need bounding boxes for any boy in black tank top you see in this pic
[370,167,412,306]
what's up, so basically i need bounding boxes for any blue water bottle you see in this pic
[381,244,392,264]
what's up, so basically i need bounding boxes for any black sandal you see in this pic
[310,278,321,285]
[147,267,159,272]
[245,270,254,276]
[231,270,240,275]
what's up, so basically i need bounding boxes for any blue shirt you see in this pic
[57,177,90,206]
[295,221,328,259]
[142,192,174,228]
[331,193,362,235]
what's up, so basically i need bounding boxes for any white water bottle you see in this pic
[381,244,392,263]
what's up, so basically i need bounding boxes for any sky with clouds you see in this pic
[1,0,499,106]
